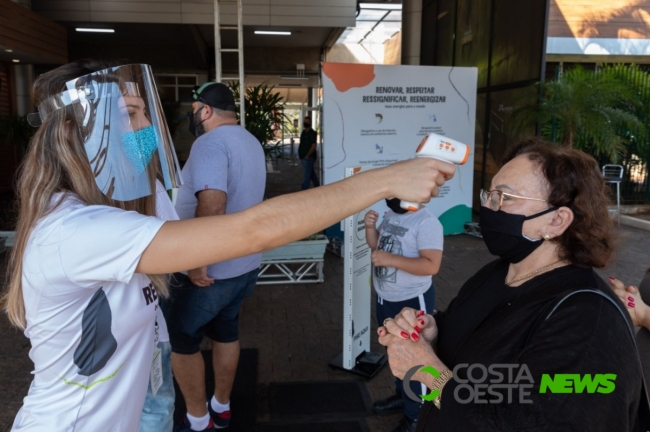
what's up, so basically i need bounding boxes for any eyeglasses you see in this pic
[479,189,548,211]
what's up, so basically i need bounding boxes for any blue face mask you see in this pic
[121,125,158,174]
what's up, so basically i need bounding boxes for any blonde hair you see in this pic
[3,60,168,329]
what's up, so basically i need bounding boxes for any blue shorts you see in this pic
[162,269,258,354]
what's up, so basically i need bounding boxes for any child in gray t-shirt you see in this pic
[364,198,444,428]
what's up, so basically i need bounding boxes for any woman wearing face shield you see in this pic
[377,139,645,431]
[3,60,453,432]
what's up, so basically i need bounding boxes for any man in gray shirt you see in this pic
[166,82,265,432]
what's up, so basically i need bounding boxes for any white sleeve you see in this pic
[155,180,180,222]
[58,205,165,288]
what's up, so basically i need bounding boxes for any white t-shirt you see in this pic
[153,181,179,344]
[12,193,165,432]
[373,208,444,302]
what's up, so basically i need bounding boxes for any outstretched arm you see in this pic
[137,158,454,275]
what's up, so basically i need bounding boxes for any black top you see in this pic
[299,128,317,160]
[417,259,642,432]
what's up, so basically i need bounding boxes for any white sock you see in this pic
[187,412,210,431]
[210,396,230,413]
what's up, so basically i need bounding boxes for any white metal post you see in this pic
[237,0,245,127]
[214,0,221,83]
[213,0,245,127]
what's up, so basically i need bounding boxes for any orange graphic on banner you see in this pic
[323,63,376,92]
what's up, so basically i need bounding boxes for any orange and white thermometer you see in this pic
[400,133,470,211]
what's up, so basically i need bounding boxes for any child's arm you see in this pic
[364,210,380,249]
[371,249,442,276]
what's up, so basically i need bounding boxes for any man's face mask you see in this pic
[121,125,158,174]
[188,106,206,137]
[303,121,311,129]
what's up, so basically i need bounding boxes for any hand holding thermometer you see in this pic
[400,133,471,211]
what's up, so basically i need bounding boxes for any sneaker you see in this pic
[390,415,417,432]
[208,402,232,429]
[372,393,404,415]
[173,416,216,432]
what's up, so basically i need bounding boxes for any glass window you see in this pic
[156,76,176,86]
[154,75,198,102]
[178,76,197,86]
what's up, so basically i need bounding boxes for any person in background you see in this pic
[299,115,320,190]
[364,200,443,432]
[166,82,266,432]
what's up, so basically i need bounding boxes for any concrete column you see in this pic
[401,0,423,65]
[13,64,34,116]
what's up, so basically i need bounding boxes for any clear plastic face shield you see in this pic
[27,64,182,201]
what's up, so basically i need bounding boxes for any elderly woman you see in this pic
[378,139,643,431]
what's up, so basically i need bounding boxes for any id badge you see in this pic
[151,347,163,396]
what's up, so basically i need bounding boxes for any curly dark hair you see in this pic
[503,138,615,268]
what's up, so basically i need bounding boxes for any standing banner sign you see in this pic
[323,63,477,375]
[322,63,478,235]
[329,165,388,378]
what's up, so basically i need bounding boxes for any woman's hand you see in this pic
[609,276,650,328]
[383,158,455,203]
[378,330,445,381]
[378,307,438,343]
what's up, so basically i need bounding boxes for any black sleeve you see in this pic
[435,293,642,432]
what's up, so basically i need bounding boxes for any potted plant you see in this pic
[227,82,290,172]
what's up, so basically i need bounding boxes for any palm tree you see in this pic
[510,65,645,161]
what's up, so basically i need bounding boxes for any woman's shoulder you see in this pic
[534,280,634,345]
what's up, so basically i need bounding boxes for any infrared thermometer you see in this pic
[400,133,471,211]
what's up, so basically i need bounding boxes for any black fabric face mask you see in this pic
[479,205,557,263]
[303,122,311,129]
[188,107,206,137]
[385,198,409,214]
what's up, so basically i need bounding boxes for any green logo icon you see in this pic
[403,365,440,402]
[419,366,441,402]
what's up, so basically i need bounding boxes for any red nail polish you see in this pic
[418,319,425,326]
[609,276,616,280]
[414,326,422,333]
[401,331,409,339]
[629,297,634,302]
[417,310,425,317]
[629,302,635,308]
[412,332,420,341]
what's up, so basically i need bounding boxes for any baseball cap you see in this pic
[191,82,237,112]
